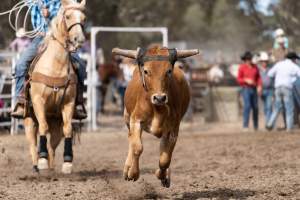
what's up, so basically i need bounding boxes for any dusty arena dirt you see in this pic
[1,115,300,199]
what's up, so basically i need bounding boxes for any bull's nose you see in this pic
[153,94,168,105]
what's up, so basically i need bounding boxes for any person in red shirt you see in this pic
[237,51,262,131]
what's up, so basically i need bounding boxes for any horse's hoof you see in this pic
[38,158,49,170]
[32,165,39,173]
[62,162,72,174]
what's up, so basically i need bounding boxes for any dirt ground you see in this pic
[1,115,300,200]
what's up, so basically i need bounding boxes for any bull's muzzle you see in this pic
[151,94,168,105]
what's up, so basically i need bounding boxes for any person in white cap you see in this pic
[9,28,31,53]
[273,28,289,49]
[272,35,288,63]
[258,52,274,124]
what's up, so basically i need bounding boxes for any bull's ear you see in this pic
[80,0,86,8]
[177,49,200,58]
[112,48,138,59]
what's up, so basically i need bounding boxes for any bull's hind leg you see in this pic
[24,118,39,173]
[61,102,75,174]
[155,128,178,188]
[124,120,143,181]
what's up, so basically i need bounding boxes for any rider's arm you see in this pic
[47,0,61,21]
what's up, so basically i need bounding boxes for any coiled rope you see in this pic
[0,0,55,38]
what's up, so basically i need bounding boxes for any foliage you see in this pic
[1,0,300,58]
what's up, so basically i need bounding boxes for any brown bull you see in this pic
[112,47,199,187]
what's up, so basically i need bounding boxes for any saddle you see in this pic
[23,45,78,118]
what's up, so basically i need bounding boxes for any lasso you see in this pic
[0,0,55,38]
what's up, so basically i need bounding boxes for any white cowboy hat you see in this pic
[16,28,26,38]
[275,28,285,37]
[259,52,269,61]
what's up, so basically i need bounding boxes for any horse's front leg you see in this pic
[61,101,75,174]
[32,96,49,170]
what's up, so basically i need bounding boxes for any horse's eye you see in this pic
[66,15,71,20]
[144,69,149,75]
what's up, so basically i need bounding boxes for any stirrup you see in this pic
[73,103,87,120]
[11,102,25,119]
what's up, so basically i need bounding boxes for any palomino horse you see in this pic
[24,0,86,174]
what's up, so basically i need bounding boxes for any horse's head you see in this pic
[53,0,87,50]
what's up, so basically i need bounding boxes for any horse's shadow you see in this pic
[175,188,256,200]
[19,167,156,183]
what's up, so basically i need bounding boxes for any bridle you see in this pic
[52,6,85,52]
[136,48,177,91]
[62,6,85,32]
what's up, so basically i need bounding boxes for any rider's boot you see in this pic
[73,84,87,120]
[11,96,26,119]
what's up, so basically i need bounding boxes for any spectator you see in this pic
[208,64,224,85]
[273,28,289,50]
[9,28,31,53]
[272,29,289,63]
[272,37,288,63]
[266,52,300,132]
[258,52,274,124]
[237,51,262,131]
[118,57,135,111]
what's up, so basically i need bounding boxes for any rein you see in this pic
[136,48,177,91]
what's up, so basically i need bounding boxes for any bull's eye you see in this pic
[166,69,172,77]
[66,15,71,20]
[144,69,149,75]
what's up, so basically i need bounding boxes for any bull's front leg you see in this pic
[155,128,178,188]
[124,120,143,181]
[61,101,75,174]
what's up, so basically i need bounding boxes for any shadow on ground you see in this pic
[175,188,256,200]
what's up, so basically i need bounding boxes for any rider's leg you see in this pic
[70,53,87,120]
[12,36,44,118]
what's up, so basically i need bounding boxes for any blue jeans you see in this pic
[242,87,259,129]
[14,36,86,98]
[267,87,294,130]
[15,36,44,98]
[261,88,273,124]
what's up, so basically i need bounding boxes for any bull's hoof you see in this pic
[156,168,171,188]
[62,162,73,174]
[38,158,49,170]
[161,178,171,188]
[127,168,139,182]
[32,165,39,173]
[123,165,131,181]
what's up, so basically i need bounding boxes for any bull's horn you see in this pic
[112,48,138,59]
[62,0,72,6]
[176,49,200,58]
[80,0,86,7]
